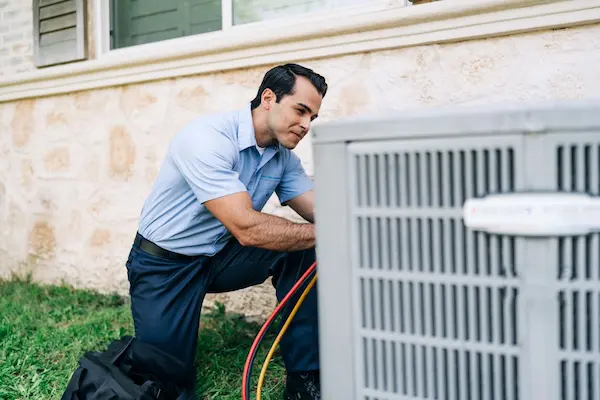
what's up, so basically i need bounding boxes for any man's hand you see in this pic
[283,190,315,223]
[204,192,315,251]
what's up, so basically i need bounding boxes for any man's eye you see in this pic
[296,109,303,114]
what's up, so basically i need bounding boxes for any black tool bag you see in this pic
[61,336,187,400]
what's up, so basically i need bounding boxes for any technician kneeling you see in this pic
[126,63,327,400]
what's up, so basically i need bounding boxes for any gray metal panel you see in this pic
[519,133,560,400]
[313,142,356,400]
[346,135,525,400]
[312,100,600,400]
[311,100,600,145]
[543,132,600,400]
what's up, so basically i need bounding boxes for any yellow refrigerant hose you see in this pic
[256,273,318,400]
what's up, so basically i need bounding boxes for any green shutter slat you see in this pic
[37,39,79,65]
[39,0,68,7]
[39,0,76,19]
[39,26,77,45]
[131,29,182,45]
[190,0,221,25]
[129,10,180,37]
[129,0,177,17]
[39,13,77,34]
[190,20,221,35]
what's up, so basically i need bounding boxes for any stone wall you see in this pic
[1,23,600,319]
[0,0,34,76]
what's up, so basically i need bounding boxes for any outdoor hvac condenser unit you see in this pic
[311,101,600,400]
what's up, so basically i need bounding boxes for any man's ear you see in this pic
[261,89,275,110]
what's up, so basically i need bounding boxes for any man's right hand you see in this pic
[204,192,315,252]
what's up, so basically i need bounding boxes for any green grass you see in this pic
[0,276,285,399]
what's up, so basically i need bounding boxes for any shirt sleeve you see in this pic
[169,125,247,204]
[276,151,313,204]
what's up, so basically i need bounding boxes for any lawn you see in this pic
[0,276,285,399]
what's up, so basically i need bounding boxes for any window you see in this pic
[109,0,222,50]
[29,0,434,68]
[108,0,375,50]
[232,0,374,26]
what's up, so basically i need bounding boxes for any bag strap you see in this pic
[98,336,135,365]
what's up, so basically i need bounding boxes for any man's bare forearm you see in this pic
[238,211,315,251]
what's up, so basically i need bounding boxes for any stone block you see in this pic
[43,147,71,173]
[11,99,35,149]
[89,228,112,248]
[120,82,171,132]
[108,125,137,181]
[28,220,56,260]
[87,186,147,223]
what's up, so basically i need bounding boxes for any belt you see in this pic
[134,232,198,262]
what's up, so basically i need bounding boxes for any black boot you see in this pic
[283,370,321,399]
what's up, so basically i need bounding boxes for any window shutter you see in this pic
[33,0,88,68]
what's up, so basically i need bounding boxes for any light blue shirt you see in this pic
[137,103,313,256]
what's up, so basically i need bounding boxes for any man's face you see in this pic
[266,76,322,149]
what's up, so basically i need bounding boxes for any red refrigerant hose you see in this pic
[241,261,317,400]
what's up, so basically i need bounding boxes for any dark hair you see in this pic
[250,63,327,109]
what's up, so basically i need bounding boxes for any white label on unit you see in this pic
[463,192,600,236]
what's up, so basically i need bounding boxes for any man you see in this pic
[125,63,327,399]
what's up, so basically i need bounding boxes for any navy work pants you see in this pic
[125,234,319,397]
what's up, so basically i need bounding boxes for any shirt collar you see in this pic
[237,102,282,153]
[238,102,257,151]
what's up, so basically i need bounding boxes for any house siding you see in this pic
[0,0,34,77]
[1,12,600,318]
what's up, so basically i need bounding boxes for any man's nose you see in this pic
[300,116,311,131]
